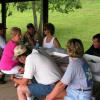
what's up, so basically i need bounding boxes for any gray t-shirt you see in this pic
[61,57,92,90]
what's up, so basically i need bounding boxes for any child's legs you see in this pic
[17,85,31,100]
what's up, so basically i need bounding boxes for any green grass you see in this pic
[3,0,100,50]
[49,0,100,50]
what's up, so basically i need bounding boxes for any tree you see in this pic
[49,0,81,13]
[6,0,81,35]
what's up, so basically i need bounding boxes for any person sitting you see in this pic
[11,45,64,100]
[0,23,6,84]
[43,23,61,48]
[22,23,40,51]
[85,33,100,57]
[0,27,22,75]
[46,38,93,100]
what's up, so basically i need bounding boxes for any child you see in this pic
[46,38,93,100]
[0,27,22,75]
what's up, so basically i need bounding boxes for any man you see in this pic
[0,23,6,84]
[11,45,64,100]
[86,33,100,57]
[85,33,100,100]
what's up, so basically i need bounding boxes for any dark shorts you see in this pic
[28,81,54,97]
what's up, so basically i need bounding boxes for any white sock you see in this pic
[27,96,32,100]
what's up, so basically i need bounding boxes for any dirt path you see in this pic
[0,80,17,100]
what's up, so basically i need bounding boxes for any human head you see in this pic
[27,23,35,35]
[67,38,84,58]
[11,27,22,43]
[14,45,27,64]
[92,33,100,48]
[44,23,55,36]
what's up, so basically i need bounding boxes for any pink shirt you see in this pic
[0,40,19,70]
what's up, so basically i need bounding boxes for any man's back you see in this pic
[23,49,63,85]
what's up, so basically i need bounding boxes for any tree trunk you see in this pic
[39,0,43,36]
[32,1,38,30]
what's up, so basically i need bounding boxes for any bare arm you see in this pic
[54,38,61,48]
[46,81,66,100]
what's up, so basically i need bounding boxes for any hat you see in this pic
[0,23,7,30]
[14,45,27,58]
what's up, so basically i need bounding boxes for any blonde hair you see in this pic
[11,27,21,36]
[67,38,84,58]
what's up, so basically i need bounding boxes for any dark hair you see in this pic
[93,33,100,41]
[44,23,55,35]
[27,23,35,29]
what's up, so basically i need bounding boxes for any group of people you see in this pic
[0,23,61,83]
[0,22,100,100]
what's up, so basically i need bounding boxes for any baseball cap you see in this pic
[14,45,27,58]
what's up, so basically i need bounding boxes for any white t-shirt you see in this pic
[23,49,63,85]
[61,57,92,90]
[43,37,55,48]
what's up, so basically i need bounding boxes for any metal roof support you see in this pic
[43,0,48,24]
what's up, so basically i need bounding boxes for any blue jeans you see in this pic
[64,87,92,100]
[28,80,54,97]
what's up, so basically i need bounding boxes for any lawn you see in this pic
[2,0,100,50]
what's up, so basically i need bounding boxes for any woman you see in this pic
[46,38,93,100]
[43,23,61,48]
[0,27,22,74]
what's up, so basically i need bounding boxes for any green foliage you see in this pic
[6,0,81,16]
[13,2,32,12]
[49,0,82,13]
